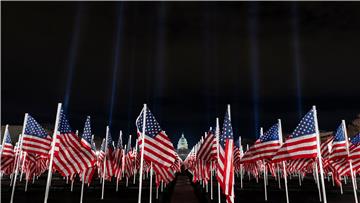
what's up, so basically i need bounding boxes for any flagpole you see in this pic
[44,103,62,203]
[277,164,281,189]
[101,127,110,200]
[10,135,21,187]
[227,104,235,203]
[156,186,159,199]
[138,104,147,203]
[71,178,74,192]
[80,171,85,203]
[313,106,327,203]
[216,117,221,203]
[25,178,29,192]
[119,144,127,191]
[20,152,27,182]
[0,124,9,200]
[315,161,322,201]
[278,119,289,203]
[260,127,267,201]
[149,162,153,203]
[133,138,138,184]
[343,120,358,203]
[10,113,28,203]
[240,136,243,189]
[211,162,213,200]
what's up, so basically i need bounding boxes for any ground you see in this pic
[1,172,358,203]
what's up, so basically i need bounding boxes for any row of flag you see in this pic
[0,103,181,203]
[184,105,360,203]
[2,103,360,203]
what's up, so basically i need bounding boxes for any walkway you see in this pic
[171,173,199,203]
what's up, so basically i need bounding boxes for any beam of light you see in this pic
[292,2,303,119]
[248,3,260,138]
[126,11,138,134]
[63,4,83,112]
[153,3,166,117]
[126,44,136,133]
[108,3,124,127]
[202,5,212,124]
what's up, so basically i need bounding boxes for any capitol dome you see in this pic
[177,133,188,150]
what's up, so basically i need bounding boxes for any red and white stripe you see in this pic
[22,135,52,157]
[197,133,216,163]
[272,134,318,163]
[53,132,96,177]
[138,131,176,169]
[217,139,234,201]
[242,140,280,163]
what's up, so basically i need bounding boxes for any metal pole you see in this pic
[149,162,153,203]
[44,103,62,203]
[279,119,289,203]
[101,126,110,200]
[216,117,221,203]
[11,113,29,203]
[315,162,322,202]
[211,162,213,200]
[138,104,147,203]
[343,120,358,203]
[80,171,85,203]
[313,106,327,203]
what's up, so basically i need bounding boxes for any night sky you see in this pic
[2,2,360,147]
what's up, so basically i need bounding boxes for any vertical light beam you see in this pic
[153,3,166,117]
[63,4,83,112]
[248,3,260,138]
[202,5,211,124]
[108,3,124,127]
[292,2,303,119]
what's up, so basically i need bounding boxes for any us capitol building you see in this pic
[177,133,190,160]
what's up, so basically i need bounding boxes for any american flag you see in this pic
[114,132,124,180]
[99,132,114,180]
[287,158,314,174]
[154,163,175,187]
[329,130,360,186]
[197,130,216,163]
[23,153,48,181]
[216,108,234,203]
[22,115,52,157]
[272,109,318,162]
[80,116,97,165]
[242,123,281,163]
[350,133,360,160]
[53,109,95,177]
[233,137,241,172]
[83,137,97,185]
[0,128,15,175]
[329,123,348,160]
[136,107,176,169]
[350,133,360,173]
[320,135,334,169]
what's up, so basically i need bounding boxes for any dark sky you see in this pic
[2,2,360,147]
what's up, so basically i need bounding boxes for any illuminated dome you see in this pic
[177,133,188,150]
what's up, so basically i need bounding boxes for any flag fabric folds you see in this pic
[216,108,234,203]
[22,115,52,157]
[272,109,318,162]
[0,129,15,175]
[136,107,177,170]
[53,109,96,177]
[242,123,281,163]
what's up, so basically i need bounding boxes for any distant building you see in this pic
[177,133,188,150]
[177,133,190,160]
